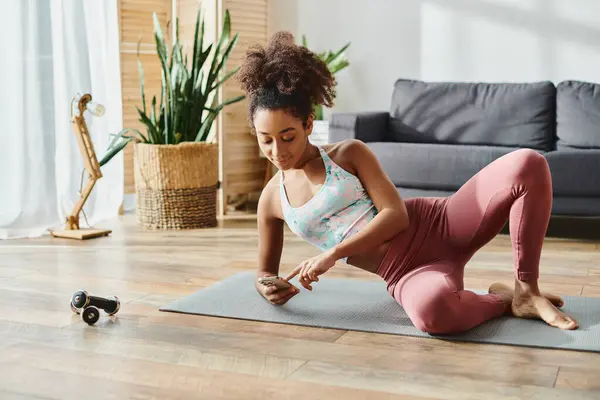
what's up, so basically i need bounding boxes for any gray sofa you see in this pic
[330,79,600,217]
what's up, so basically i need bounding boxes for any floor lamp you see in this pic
[50,93,112,240]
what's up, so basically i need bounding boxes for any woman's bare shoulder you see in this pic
[322,139,368,175]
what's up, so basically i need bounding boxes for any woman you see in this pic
[237,32,578,334]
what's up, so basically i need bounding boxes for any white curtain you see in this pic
[0,0,123,239]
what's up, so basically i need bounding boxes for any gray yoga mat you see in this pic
[160,271,600,352]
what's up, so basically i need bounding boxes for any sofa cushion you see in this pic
[557,80,600,149]
[329,112,389,143]
[543,150,600,197]
[367,142,521,191]
[388,79,556,151]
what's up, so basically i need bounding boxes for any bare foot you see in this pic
[488,282,564,307]
[489,282,578,330]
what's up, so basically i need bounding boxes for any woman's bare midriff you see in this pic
[346,239,393,275]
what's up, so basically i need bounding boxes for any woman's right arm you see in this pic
[255,180,299,305]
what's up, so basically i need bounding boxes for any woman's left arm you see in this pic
[329,139,409,260]
[286,140,410,288]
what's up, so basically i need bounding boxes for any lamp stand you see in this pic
[51,94,112,240]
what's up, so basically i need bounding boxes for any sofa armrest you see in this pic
[328,112,390,143]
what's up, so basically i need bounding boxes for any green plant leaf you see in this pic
[150,95,157,126]
[197,93,245,142]
[153,12,171,144]
[314,104,324,120]
[195,94,219,142]
[208,65,240,92]
[175,18,183,63]
[191,9,202,84]
[220,94,245,107]
[157,109,165,143]
[137,41,147,115]
[329,60,350,75]
[196,111,218,142]
[195,50,209,89]
[324,42,350,65]
[99,139,131,167]
[137,106,159,144]
[99,128,146,167]
[199,17,205,62]
[208,33,239,92]
[206,10,231,91]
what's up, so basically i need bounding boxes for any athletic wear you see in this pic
[280,146,378,262]
[279,145,551,335]
[376,149,552,334]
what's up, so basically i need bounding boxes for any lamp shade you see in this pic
[86,102,105,117]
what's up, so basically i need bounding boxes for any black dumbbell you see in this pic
[81,306,101,325]
[70,290,120,325]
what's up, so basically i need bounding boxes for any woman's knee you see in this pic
[406,294,459,335]
[412,316,450,335]
[511,149,551,183]
[497,149,552,195]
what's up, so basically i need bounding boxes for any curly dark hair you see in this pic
[237,31,336,130]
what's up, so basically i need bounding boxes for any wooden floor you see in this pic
[1,214,599,399]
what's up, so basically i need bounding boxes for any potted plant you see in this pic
[301,35,350,145]
[101,9,244,229]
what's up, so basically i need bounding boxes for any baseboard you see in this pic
[123,194,136,213]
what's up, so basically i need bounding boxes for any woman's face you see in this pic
[253,108,313,171]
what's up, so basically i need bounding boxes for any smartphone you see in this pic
[258,276,292,290]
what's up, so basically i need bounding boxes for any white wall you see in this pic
[268,0,600,114]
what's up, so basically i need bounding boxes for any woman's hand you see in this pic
[255,275,300,305]
[285,249,338,291]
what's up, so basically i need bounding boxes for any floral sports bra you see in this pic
[279,146,378,263]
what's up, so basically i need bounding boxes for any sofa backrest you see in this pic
[557,80,600,150]
[388,79,556,151]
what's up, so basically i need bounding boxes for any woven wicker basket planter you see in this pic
[133,142,219,230]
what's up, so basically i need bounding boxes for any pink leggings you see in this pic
[377,149,552,335]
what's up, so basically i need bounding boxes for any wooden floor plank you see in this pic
[0,343,420,400]
[0,363,208,400]
[0,390,52,400]
[287,360,597,400]
[335,331,600,370]
[142,311,347,342]
[555,366,600,391]
[585,269,600,286]
[582,285,600,297]
[0,304,78,327]
[0,322,307,379]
